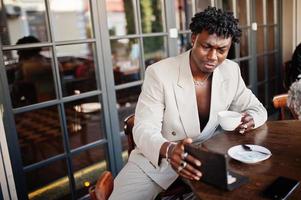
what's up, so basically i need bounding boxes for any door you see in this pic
[217,0,281,111]
[0,0,121,199]
[0,0,281,199]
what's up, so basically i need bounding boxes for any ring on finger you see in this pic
[181,152,188,160]
[239,129,245,134]
[177,166,184,173]
[180,160,187,168]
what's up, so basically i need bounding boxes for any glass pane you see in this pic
[49,0,93,41]
[143,36,168,67]
[256,0,264,24]
[268,79,277,104]
[106,0,136,36]
[65,96,105,149]
[258,84,266,106]
[268,26,275,51]
[268,53,276,78]
[237,0,248,25]
[140,0,165,33]
[195,0,211,12]
[111,38,141,85]
[4,46,57,108]
[227,43,236,60]
[72,146,108,199]
[116,86,141,162]
[256,27,264,54]
[222,0,233,11]
[240,60,250,86]
[257,56,265,82]
[116,86,141,130]
[177,33,192,54]
[26,159,71,200]
[175,0,194,31]
[240,29,249,57]
[57,43,97,96]
[267,0,275,24]
[1,0,49,45]
[15,106,64,166]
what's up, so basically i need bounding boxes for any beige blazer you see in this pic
[129,50,267,189]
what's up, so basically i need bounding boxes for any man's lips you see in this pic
[204,63,216,68]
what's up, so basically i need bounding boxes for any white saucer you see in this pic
[227,144,272,164]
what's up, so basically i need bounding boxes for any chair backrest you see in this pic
[123,114,135,155]
[122,114,192,198]
[272,94,297,120]
[89,171,113,200]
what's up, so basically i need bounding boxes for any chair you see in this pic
[89,171,113,200]
[272,94,297,120]
[123,115,191,200]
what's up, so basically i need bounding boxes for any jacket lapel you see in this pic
[174,54,229,139]
[173,51,201,138]
[202,66,228,134]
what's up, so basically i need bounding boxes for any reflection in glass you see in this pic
[221,0,233,11]
[49,0,93,41]
[177,34,192,54]
[240,60,250,86]
[227,43,236,60]
[267,0,275,24]
[268,53,276,78]
[111,38,141,85]
[116,86,141,162]
[4,43,56,108]
[140,0,165,33]
[26,159,70,200]
[143,36,167,67]
[65,96,105,149]
[240,29,249,57]
[57,43,97,96]
[268,79,277,103]
[1,0,48,45]
[258,84,266,106]
[256,27,264,54]
[72,146,108,199]
[257,56,265,82]
[268,27,275,51]
[106,0,136,36]
[116,86,141,130]
[175,0,194,31]
[236,0,248,25]
[15,106,64,166]
[256,0,264,24]
[195,0,211,12]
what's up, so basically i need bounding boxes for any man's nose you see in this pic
[207,49,218,61]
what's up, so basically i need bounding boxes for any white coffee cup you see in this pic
[218,111,242,131]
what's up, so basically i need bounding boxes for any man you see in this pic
[110,7,267,200]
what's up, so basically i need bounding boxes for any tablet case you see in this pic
[185,144,249,191]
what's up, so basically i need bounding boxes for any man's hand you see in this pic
[237,112,255,134]
[168,138,202,180]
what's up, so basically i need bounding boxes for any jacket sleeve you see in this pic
[132,66,167,167]
[229,64,267,128]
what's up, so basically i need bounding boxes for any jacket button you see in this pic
[171,131,176,136]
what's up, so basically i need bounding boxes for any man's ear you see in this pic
[191,34,196,46]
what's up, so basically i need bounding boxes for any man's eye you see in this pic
[202,45,210,49]
[218,49,226,54]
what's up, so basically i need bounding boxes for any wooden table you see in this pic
[188,120,301,200]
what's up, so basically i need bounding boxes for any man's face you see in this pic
[190,31,232,73]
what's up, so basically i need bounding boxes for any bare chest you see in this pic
[195,81,212,129]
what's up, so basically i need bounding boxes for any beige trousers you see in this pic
[109,161,163,200]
